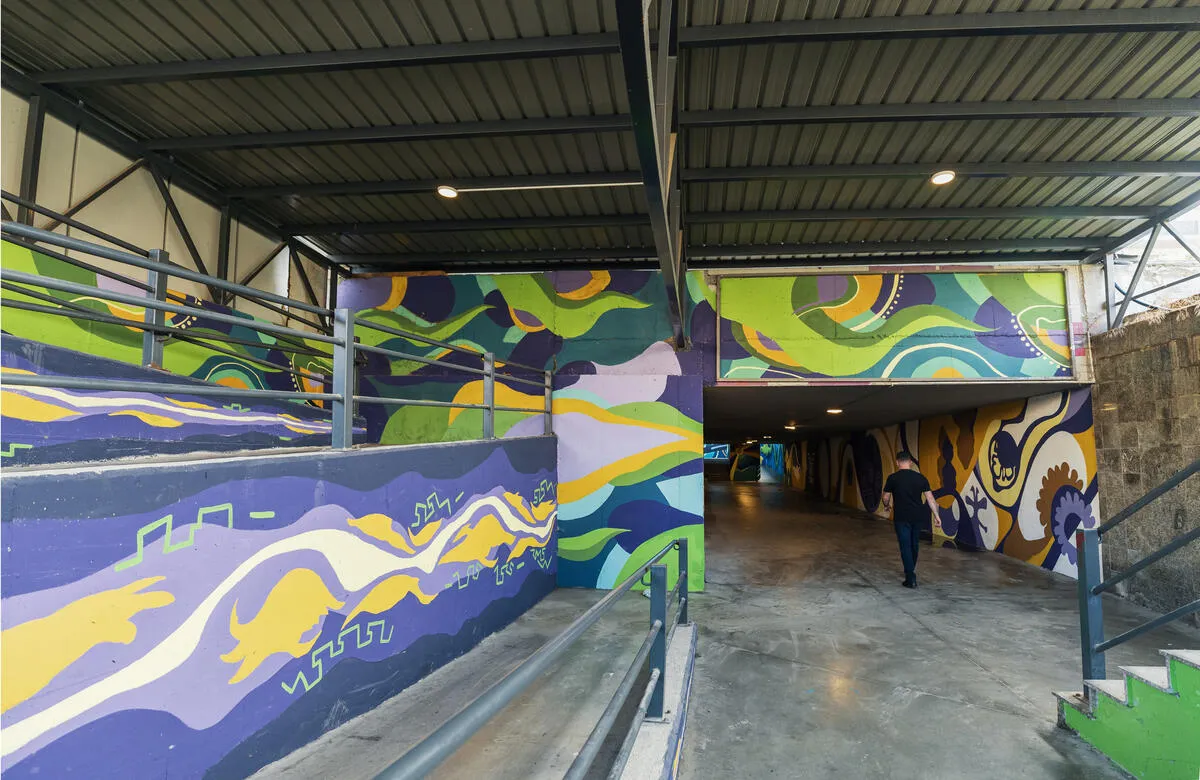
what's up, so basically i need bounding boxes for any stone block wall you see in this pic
[1091,301,1200,626]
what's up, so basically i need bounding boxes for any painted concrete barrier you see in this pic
[0,436,557,779]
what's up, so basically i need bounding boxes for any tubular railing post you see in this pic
[543,369,553,435]
[331,308,355,449]
[649,564,667,719]
[677,538,689,625]
[482,352,495,439]
[1076,529,1106,685]
[141,250,168,368]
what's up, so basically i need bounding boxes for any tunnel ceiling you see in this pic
[3,1,1200,276]
[702,382,1080,442]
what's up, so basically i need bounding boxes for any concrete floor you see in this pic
[254,482,1199,780]
[681,482,1199,780]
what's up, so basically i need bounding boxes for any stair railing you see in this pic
[1076,457,1200,688]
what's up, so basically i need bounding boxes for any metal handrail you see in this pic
[2,220,332,318]
[374,539,690,780]
[1,216,556,453]
[1097,458,1200,536]
[1075,456,1200,686]
[2,190,151,256]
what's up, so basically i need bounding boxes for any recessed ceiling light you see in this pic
[764,435,772,439]
[826,408,843,415]
[435,184,459,199]
[930,170,956,185]
[784,424,797,431]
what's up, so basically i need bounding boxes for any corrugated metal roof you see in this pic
[3,0,1200,272]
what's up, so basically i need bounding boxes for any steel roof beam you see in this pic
[33,34,621,86]
[689,238,1104,258]
[685,161,1200,181]
[679,7,1200,47]
[687,207,1155,222]
[29,8,1200,87]
[339,248,1090,273]
[145,115,630,152]
[284,214,647,235]
[227,162,1200,200]
[681,99,1200,128]
[139,99,1196,153]
[228,172,642,199]
[283,206,1150,236]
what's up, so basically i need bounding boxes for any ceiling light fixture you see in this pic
[826,408,843,415]
[930,170,956,185]
[435,184,459,199]
[784,424,797,431]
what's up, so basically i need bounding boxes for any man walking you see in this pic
[881,451,939,588]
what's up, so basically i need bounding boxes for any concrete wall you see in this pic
[1091,301,1200,625]
[788,389,1099,578]
[0,89,324,323]
[0,436,557,779]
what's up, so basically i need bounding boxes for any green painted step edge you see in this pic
[1060,656,1200,780]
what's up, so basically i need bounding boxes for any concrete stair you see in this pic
[1056,649,1200,780]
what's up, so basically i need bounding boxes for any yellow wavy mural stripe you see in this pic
[221,568,343,684]
[1,577,174,713]
[349,514,415,554]
[111,409,185,428]
[0,390,80,422]
[556,271,611,301]
[344,574,435,625]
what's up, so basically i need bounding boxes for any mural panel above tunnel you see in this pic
[718,272,1072,381]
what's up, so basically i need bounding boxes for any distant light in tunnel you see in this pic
[930,170,956,185]
[826,408,843,415]
[784,424,797,431]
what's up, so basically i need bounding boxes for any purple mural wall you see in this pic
[0,437,557,779]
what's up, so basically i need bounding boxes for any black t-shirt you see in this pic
[884,469,932,525]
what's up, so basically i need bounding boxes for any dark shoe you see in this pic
[902,578,916,589]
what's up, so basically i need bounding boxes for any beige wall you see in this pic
[1,89,326,327]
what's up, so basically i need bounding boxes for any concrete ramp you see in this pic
[252,590,662,780]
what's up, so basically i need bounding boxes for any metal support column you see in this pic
[141,250,169,368]
[1103,253,1116,330]
[1112,223,1161,328]
[648,564,667,719]
[17,96,45,225]
[677,538,689,625]
[216,204,232,304]
[1076,529,1106,684]
[331,308,355,449]
[482,352,495,439]
[543,369,553,435]
[615,0,685,346]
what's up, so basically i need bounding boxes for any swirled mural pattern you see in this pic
[0,437,557,778]
[339,270,714,591]
[1,241,338,464]
[788,389,1097,577]
[720,272,1072,380]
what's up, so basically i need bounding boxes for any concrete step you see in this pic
[1119,665,1173,694]
[1084,678,1128,705]
[1161,648,1200,671]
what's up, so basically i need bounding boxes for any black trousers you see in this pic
[895,521,920,579]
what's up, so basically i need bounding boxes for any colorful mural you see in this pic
[788,389,1098,577]
[703,444,731,461]
[339,271,715,591]
[0,437,557,778]
[760,442,786,483]
[1,241,340,465]
[719,272,1072,381]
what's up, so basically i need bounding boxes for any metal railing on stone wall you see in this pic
[1075,457,1200,687]
[0,210,552,451]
